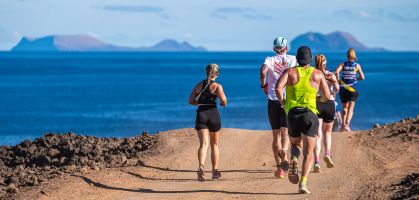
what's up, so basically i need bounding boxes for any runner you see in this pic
[275,46,330,194]
[333,102,343,132]
[259,36,297,178]
[188,63,227,182]
[313,54,339,173]
[335,48,365,131]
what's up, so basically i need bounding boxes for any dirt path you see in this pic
[15,127,418,200]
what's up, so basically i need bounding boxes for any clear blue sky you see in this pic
[1,0,418,51]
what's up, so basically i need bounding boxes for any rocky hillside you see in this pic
[0,132,157,199]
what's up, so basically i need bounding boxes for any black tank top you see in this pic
[197,80,217,106]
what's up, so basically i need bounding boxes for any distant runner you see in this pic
[188,63,227,182]
[313,54,339,173]
[275,46,330,194]
[333,102,343,132]
[335,48,365,131]
[259,36,297,178]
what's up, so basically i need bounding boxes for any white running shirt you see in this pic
[264,54,297,100]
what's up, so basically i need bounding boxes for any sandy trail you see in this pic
[15,127,418,200]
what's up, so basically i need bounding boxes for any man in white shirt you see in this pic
[259,36,297,179]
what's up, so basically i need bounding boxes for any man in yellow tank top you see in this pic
[275,46,330,194]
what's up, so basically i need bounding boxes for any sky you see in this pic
[0,0,419,51]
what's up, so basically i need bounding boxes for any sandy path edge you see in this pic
[14,128,418,200]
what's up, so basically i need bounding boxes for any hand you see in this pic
[263,86,268,95]
[280,99,285,107]
[220,101,226,107]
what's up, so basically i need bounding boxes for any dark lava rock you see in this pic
[0,131,158,199]
[376,118,419,141]
[390,173,419,200]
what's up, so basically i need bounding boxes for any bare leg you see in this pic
[288,136,302,184]
[197,129,210,167]
[301,135,316,178]
[336,112,343,130]
[210,131,220,170]
[280,127,289,162]
[289,137,302,160]
[314,118,323,164]
[322,122,333,156]
[322,121,335,168]
[341,103,349,131]
[271,129,282,166]
[299,134,316,193]
[346,101,356,130]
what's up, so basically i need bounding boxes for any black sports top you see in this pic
[197,80,217,106]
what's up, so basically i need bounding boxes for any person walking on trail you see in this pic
[275,46,331,194]
[313,54,339,173]
[259,36,297,179]
[188,63,227,182]
[335,48,365,131]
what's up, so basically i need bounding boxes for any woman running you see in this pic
[188,63,227,182]
[313,54,339,173]
[335,48,365,131]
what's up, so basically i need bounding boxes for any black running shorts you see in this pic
[268,99,287,129]
[287,107,319,138]
[339,87,359,103]
[195,107,221,132]
[316,100,336,123]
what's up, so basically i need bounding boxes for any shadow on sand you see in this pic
[76,175,299,196]
[122,170,277,182]
[139,163,273,174]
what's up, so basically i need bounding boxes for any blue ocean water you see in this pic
[0,52,418,145]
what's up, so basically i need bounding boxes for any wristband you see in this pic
[261,84,267,88]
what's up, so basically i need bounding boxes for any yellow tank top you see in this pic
[285,66,319,114]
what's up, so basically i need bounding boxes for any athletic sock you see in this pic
[315,157,320,164]
[291,145,301,160]
[300,176,308,185]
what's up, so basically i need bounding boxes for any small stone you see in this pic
[6,183,19,193]
[93,166,100,171]
[137,160,145,166]
[373,124,381,128]
[40,190,49,196]
[80,166,89,174]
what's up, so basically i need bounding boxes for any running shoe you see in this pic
[299,183,311,194]
[212,169,221,179]
[313,163,321,173]
[274,168,285,179]
[197,165,205,182]
[280,160,290,172]
[323,155,335,168]
[288,159,299,184]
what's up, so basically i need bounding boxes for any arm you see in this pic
[357,64,365,81]
[188,84,199,106]
[275,69,289,106]
[260,64,268,89]
[319,73,331,103]
[330,73,340,94]
[335,63,343,82]
[216,84,227,107]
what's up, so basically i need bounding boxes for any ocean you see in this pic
[0,52,418,145]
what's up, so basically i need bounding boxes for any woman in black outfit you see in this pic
[188,63,227,182]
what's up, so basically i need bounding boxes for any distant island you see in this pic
[290,31,386,52]
[11,35,207,52]
[11,32,386,52]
